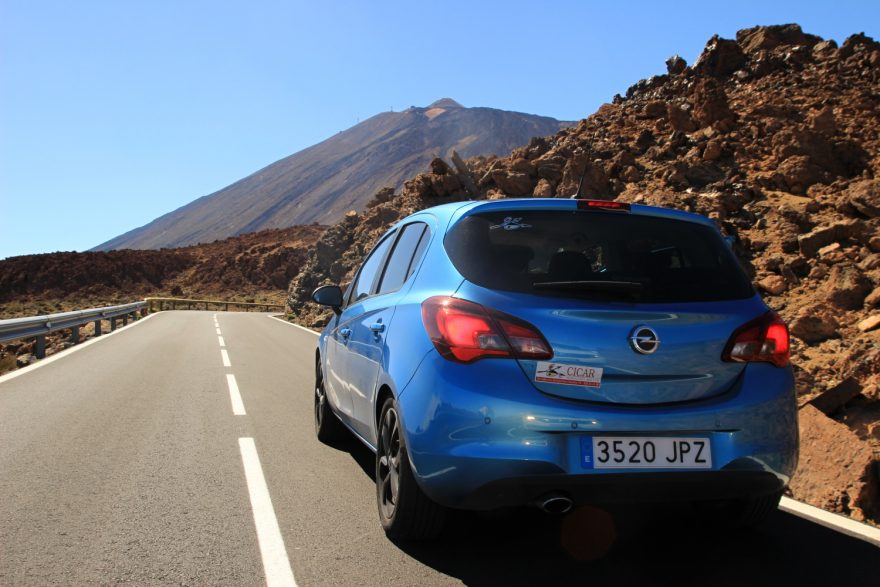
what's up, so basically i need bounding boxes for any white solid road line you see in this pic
[268,315,319,337]
[221,349,231,367]
[0,313,158,386]
[238,438,298,587]
[779,496,880,547]
[226,374,246,416]
[218,336,226,347]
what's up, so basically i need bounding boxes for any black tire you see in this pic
[695,490,782,529]
[315,361,346,443]
[376,397,447,541]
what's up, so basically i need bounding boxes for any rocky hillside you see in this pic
[0,225,325,375]
[94,99,570,251]
[0,224,325,314]
[287,25,880,523]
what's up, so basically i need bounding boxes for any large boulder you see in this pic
[736,24,822,54]
[847,179,880,218]
[691,79,736,128]
[491,169,534,197]
[692,35,747,77]
[789,306,839,343]
[822,263,874,310]
[797,220,866,257]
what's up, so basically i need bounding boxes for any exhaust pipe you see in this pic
[536,493,573,514]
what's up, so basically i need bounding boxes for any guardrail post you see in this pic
[225,303,229,312]
[110,317,117,331]
[95,320,102,336]
[36,335,46,359]
[122,314,129,326]
[70,326,80,344]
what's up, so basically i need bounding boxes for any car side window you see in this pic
[377,222,427,295]
[405,225,430,281]
[351,232,395,302]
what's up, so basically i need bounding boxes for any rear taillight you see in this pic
[576,199,631,212]
[722,312,790,368]
[421,296,553,363]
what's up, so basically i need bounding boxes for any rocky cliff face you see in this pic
[287,25,880,523]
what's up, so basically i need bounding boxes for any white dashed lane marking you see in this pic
[239,438,297,587]
[226,374,246,416]
[219,316,299,584]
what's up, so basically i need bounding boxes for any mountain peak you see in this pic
[94,100,569,250]
[427,98,464,109]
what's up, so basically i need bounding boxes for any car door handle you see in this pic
[369,322,385,333]
[339,327,352,339]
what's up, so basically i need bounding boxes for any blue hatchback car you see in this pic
[311,198,798,540]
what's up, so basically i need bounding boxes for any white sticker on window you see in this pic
[490,216,531,231]
[535,361,603,388]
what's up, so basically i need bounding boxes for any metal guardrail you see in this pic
[0,301,147,359]
[0,297,284,364]
[146,297,284,313]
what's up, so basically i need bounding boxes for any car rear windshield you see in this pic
[444,210,754,303]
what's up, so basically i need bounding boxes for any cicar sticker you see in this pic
[535,361,603,388]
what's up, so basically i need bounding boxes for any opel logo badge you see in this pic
[629,325,660,354]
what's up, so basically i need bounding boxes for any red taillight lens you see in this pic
[421,296,553,363]
[722,312,790,368]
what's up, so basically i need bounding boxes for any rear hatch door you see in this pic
[445,205,761,405]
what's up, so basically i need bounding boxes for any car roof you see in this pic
[447,198,717,230]
[386,198,718,236]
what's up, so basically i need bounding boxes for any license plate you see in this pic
[581,436,712,469]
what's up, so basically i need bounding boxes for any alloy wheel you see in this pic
[377,407,401,520]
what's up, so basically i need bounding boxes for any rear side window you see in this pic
[443,211,753,303]
[377,222,428,294]
[406,226,430,281]
[351,232,395,302]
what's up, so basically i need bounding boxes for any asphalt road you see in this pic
[1,311,877,586]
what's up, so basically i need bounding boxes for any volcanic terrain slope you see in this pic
[0,224,325,314]
[287,25,880,524]
[94,99,570,251]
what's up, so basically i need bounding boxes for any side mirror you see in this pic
[311,285,343,315]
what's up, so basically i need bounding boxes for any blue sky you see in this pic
[1,0,877,259]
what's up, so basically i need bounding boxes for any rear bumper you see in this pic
[461,469,785,510]
[398,352,798,510]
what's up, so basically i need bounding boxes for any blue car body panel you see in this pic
[316,198,799,509]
